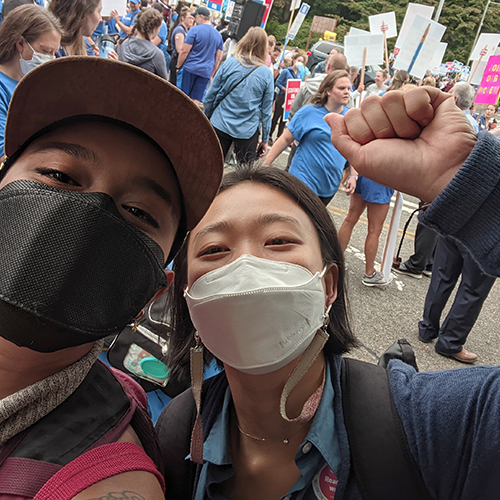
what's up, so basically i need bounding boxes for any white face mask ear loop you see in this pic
[190,332,205,464]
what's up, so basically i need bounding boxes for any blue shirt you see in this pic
[204,57,274,141]
[195,361,341,499]
[0,71,18,157]
[288,105,349,197]
[463,109,479,134]
[276,66,299,94]
[183,24,223,79]
[157,21,167,53]
[170,24,187,56]
[119,9,140,38]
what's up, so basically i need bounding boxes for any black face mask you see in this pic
[0,180,169,352]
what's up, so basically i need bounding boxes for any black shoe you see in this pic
[393,262,423,279]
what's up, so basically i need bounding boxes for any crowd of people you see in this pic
[0,1,500,497]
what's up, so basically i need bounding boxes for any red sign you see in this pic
[475,55,500,105]
[283,79,301,120]
[394,47,400,56]
[260,0,274,29]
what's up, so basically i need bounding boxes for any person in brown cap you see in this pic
[0,56,222,497]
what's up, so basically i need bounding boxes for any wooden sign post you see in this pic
[469,46,488,83]
[381,22,389,70]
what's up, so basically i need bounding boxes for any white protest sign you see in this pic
[288,3,310,40]
[470,47,500,85]
[344,33,384,66]
[369,12,397,39]
[102,0,126,16]
[290,0,301,11]
[395,3,434,51]
[470,33,500,61]
[429,42,447,70]
[381,192,404,282]
[348,27,370,36]
[393,14,446,79]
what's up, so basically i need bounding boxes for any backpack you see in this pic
[0,361,164,499]
[156,357,432,500]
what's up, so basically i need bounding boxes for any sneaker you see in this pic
[362,271,393,287]
[422,269,432,277]
[393,262,423,279]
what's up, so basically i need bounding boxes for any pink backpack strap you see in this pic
[33,442,165,500]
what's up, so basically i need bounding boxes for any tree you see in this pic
[266,0,499,63]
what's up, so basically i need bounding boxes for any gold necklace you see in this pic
[234,414,309,445]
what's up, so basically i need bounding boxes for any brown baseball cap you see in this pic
[4,56,223,231]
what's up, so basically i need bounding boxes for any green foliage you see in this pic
[266,0,498,63]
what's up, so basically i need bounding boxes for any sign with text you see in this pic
[102,0,126,16]
[369,12,397,39]
[475,55,500,105]
[393,14,446,79]
[395,3,434,51]
[470,33,500,61]
[288,3,310,40]
[284,79,302,120]
[345,33,384,66]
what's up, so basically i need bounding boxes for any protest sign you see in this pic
[288,3,310,40]
[260,0,274,28]
[344,33,384,67]
[429,42,447,70]
[395,3,434,52]
[306,16,337,50]
[348,27,370,36]
[471,47,500,85]
[208,0,223,12]
[102,0,126,17]
[283,79,301,120]
[475,55,500,105]
[393,14,446,79]
[369,12,397,39]
[290,0,301,11]
[470,33,500,61]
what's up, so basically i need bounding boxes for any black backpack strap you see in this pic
[156,387,198,500]
[341,358,432,500]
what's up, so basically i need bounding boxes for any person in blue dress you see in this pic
[0,4,62,157]
[263,70,354,206]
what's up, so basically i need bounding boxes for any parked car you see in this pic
[306,39,380,86]
[306,40,344,72]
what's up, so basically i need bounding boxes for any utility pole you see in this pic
[434,0,446,22]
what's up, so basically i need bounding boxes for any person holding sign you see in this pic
[264,70,353,206]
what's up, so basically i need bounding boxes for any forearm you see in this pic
[262,129,293,166]
[212,50,223,78]
[116,19,133,35]
[419,132,500,277]
[176,49,189,68]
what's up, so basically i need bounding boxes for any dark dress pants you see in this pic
[215,128,260,165]
[418,236,496,354]
[270,92,286,139]
[404,222,439,273]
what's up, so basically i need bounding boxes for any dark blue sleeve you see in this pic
[390,360,500,500]
[419,132,500,277]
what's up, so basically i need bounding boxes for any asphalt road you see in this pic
[230,150,500,373]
